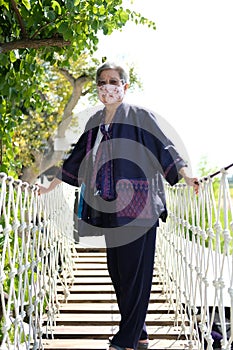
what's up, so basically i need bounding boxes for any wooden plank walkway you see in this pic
[42,247,196,350]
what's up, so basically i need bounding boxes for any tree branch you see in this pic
[0,38,71,53]
[31,22,52,40]
[59,68,76,86]
[56,76,90,138]
[81,87,92,96]
[10,0,28,38]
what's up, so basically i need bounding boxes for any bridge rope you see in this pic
[0,173,76,350]
[157,164,233,350]
[0,164,232,349]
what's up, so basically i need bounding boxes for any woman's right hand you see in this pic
[37,184,50,195]
[36,178,62,195]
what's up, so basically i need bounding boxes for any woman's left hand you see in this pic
[183,176,199,194]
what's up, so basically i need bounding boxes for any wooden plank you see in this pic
[72,270,163,280]
[57,292,175,303]
[71,271,162,279]
[56,284,165,294]
[74,255,160,265]
[65,276,163,284]
[73,255,106,264]
[74,263,108,270]
[45,313,184,326]
[73,270,110,276]
[42,338,197,350]
[58,302,119,313]
[73,260,161,267]
[43,325,189,339]
[75,253,106,256]
[60,279,112,286]
[75,246,106,253]
[58,302,175,314]
[69,256,162,267]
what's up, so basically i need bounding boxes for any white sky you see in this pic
[93,0,233,176]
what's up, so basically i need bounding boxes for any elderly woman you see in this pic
[39,62,198,350]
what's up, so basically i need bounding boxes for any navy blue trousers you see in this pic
[105,226,157,349]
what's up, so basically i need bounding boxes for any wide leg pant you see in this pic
[105,226,157,349]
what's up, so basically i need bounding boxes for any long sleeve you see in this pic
[57,112,102,187]
[140,111,187,186]
[57,131,89,187]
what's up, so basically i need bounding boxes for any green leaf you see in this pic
[99,5,106,15]
[58,22,73,40]
[45,10,56,21]
[22,0,31,10]
[0,0,9,10]
[51,0,62,15]
[93,6,98,14]
[119,9,129,23]
[58,22,69,35]
[9,51,17,63]
[0,54,9,66]
[66,0,75,11]
[9,87,17,99]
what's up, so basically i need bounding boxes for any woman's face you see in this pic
[97,69,128,105]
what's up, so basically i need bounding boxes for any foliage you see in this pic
[197,156,218,178]
[0,0,155,177]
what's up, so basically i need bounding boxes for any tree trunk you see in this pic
[20,74,90,184]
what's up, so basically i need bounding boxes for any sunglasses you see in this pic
[97,79,125,87]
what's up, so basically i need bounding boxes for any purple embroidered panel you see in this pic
[116,179,153,219]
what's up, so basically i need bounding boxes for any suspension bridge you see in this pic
[0,164,233,350]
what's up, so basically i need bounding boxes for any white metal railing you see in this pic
[0,173,76,350]
[157,167,233,350]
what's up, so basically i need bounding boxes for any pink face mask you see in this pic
[97,84,125,104]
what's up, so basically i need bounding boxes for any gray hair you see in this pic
[96,62,129,84]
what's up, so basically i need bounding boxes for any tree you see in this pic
[0,0,155,180]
